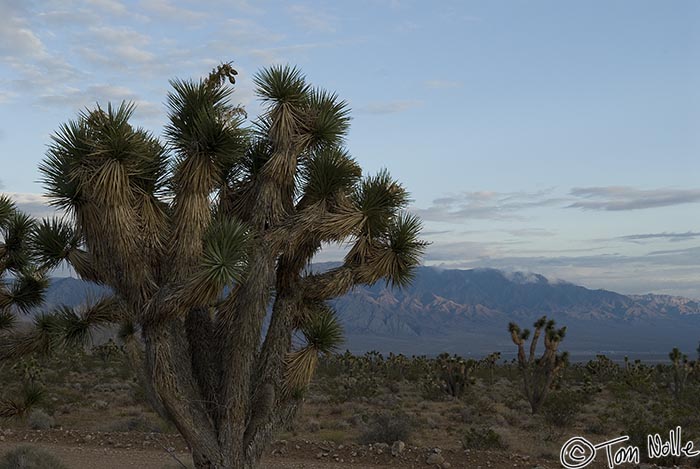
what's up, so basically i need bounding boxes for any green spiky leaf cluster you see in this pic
[284,305,343,394]
[0,384,44,419]
[0,196,50,338]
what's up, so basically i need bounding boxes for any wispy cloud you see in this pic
[426,246,700,298]
[38,84,161,120]
[84,0,130,16]
[224,18,284,45]
[423,240,500,262]
[0,3,46,60]
[504,228,556,238]
[250,42,329,64]
[568,186,700,211]
[139,0,207,22]
[288,4,336,33]
[358,100,422,115]
[616,231,700,243]
[1,192,57,219]
[413,189,564,222]
[0,91,15,104]
[76,25,157,68]
[424,79,463,89]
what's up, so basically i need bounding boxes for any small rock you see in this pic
[391,440,405,457]
[427,453,445,465]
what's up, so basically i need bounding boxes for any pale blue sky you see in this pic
[1,0,699,296]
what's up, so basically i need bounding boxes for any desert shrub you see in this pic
[584,409,614,435]
[436,354,476,398]
[11,358,44,387]
[404,356,431,382]
[27,409,54,430]
[540,390,583,428]
[461,426,505,450]
[328,405,343,416]
[316,429,347,444]
[0,446,67,469]
[463,390,497,419]
[320,374,379,403]
[618,357,655,394]
[618,397,700,466]
[477,352,501,385]
[420,376,447,401]
[306,419,321,433]
[91,339,122,365]
[386,380,400,393]
[100,414,164,433]
[359,411,414,444]
[584,354,619,384]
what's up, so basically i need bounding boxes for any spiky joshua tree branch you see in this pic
[508,316,568,413]
[0,62,427,468]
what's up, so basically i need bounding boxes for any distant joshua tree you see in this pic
[668,347,694,400]
[0,63,426,468]
[508,316,568,413]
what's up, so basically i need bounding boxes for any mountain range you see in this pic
[40,267,700,361]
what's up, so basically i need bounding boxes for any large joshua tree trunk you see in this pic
[0,62,426,469]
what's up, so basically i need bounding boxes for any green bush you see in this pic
[0,446,67,469]
[461,426,505,450]
[540,390,583,428]
[27,409,54,430]
[359,411,414,444]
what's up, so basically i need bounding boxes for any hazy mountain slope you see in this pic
[41,268,700,358]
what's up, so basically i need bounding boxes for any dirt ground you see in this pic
[0,429,634,469]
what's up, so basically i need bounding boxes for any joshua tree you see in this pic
[0,63,426,468]
[508,316,568,413]
[0,197,49,418]
[668,347,694,400]
[481,351,501,385]
[435,352,475,398]
[0,196,47,327]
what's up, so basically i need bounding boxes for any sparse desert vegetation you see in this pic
[1,342,699,467]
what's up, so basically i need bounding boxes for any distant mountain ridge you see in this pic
[333,267,699,327]
[41,267,700,359]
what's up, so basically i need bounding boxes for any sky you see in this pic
[0,0,699,297]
